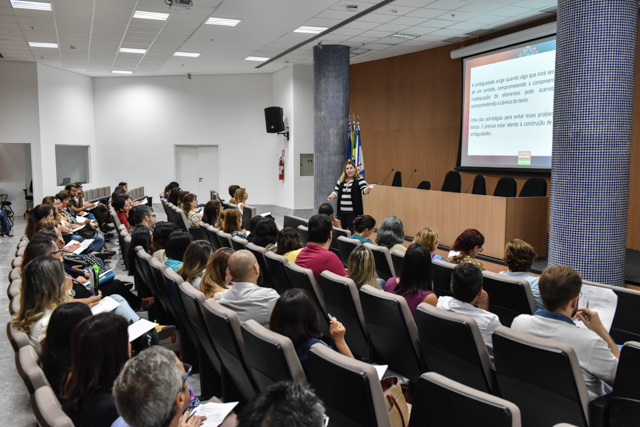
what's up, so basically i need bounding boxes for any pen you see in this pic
[186,407,198,422]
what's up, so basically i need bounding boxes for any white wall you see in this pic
[272,66,295,208]
[93,73,285,205]
[292,64,314,210]
[0,143,31,214]
[37,64,97,198]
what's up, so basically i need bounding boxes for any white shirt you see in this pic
[436,296,502,367]
[218,282,280,328]
[512,314,618,400]
[30,309,53,345]
[498,271,543,310]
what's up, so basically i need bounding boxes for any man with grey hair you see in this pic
[130,204,156,232]
[112,346,204,427]
[218,250,280,328]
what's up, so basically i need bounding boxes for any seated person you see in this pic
[164,181,180,199]
[223,209,247,239]
[152,222,179,263]
[350,214,375,244]
[252,217,278,252]
[181,193,200,228]
[40,303,92,399]
[110,186,127,207]
[237,382,326,427]
[270,288,353,375]
[294,214,347,283]
[127,228,152,276]
[384,243,437,316]
[348,246,384,289]
[216,209,228,230]
[113,195,132,230]
[74,183,112,229]
[113,346,206,427]
[375,216,406,253]
[232,187,248,211]
[437,263,501,366]
[130,204,155,233]
[318,203,342,229]
[200,247,234,300]
[499,239,543,309]
[164,230,192,272]
[0,209,12,237]
[201,200,222,226]
[275,227,303,262]
[228,184,240,200]
[246,215,263,243]
[218,250,279,328]
[414,227,445,261]
[53,195,107,253]
[167,188,183,206]
[178,240,213,289]
[447,228,486,271]
[512,265,619,400]
[63,313,130,427]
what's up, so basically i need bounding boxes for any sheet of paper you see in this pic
[373,364,388,381]
[574,284,618,333]
[73,239,94,255]
[193,402,238,427]
[77,217,90,225]
[64,239,82,249]
[128,319,157,342]
[77,212,88,217]
[139,198,148,205]
[99,268,113,279]
[73,224,87,232]
[260,212,272,217]
[91,296,120,315]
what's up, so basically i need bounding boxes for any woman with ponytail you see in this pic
[447,228,486,271]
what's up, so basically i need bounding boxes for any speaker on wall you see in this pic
[265,106,285,133]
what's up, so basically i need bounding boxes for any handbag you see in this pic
[380,377,410,427]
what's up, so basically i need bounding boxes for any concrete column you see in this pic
[549,0,637,285]
[314,45,350,212]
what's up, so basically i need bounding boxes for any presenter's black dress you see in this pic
[333,177,368,232]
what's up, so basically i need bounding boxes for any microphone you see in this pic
[405,169,417,188]
[380,169,394,186]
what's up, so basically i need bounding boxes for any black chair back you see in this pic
[417,181,431,190]
[242,205,257,230]
[285,263,331,339]
[609,341,640,426]
[441,171,461,193]
[203,224,221,250]
[330,227,350,257]
[583,280,640,344]
[336,236,360,267]
[231,236,248,251]
[364,243,395,281]
[245,243,273,289]
[391,250,404,277]
[391,171,402,187]
[283,215,308,230]
[519,177,547,197]
[493,177,517,197]
[264,252,293,295]
[297,225,309,246]
[482,271,537,327]
[215,230,233,249]
[472,174,486,195]
[431,259,454,297]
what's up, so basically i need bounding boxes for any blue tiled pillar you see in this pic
[314,45,350,212]
[549,0,637,285]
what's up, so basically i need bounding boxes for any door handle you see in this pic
[199,178,203,182]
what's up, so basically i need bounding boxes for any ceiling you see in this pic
[0,0,557,77]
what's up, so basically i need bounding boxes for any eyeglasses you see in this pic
[52,249,64,256]
[479,247,484,253]
[323,414,330,427]
[182,362,192,385]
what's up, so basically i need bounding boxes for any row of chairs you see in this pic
[82,185,111,203]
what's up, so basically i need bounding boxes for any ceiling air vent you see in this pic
[387,33,419,41]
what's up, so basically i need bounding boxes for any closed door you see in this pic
[175,145,218,202]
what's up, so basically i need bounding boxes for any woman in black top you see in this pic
[327,160,376,232]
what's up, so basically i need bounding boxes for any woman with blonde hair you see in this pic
[223,209,247,239]
[215,209,229,230]
[177,240,213,289]
[327,159,377,232]
[199,248,233,299]
[12,256,71,345]
[231,188,248,211]
[500,239,542,309]
[347,246,384,289]
[414,227,445,262]
[181,193,200,228]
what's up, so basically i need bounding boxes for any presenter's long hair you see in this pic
[339,160,362,183]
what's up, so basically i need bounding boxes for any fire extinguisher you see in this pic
[279,157,284,180]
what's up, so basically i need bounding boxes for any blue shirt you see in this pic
[350,234,373,245]
[499,270,543,310]
[296,338,331,375]
[165,258,183,273]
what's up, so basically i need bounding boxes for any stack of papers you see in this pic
[190,402,238,427]
[72,239,94,255]
[574,284,618,332]
[90,296,120,315]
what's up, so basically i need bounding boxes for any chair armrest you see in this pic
[588,394,611,427]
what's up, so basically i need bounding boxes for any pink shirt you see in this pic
[294,243,347,284]
[384,277,433,319]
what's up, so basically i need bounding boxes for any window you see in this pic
[55,145,90,186]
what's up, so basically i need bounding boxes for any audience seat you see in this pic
[31,386,74,427]
[285,263,331,339]
[122,234,132,272]
[7,322,31,353]
[441,171,462,193]
[415,303,494,394]
[607,341,640,426]
[492,326,590,427]
[472,174,487,195]
[330,227,351,257]
[264,252,293,295]
[417,181,431,190]
[231,236,248,251]
[215,229,233,249]
[10,295,20,315]
[297,225,309,246]
[319,271,370,361]
[136,249,172,325]
[583,280,640,343]
[391,250,404,277]
[359,285,425,383]
[203,224,221,250]
[241,205,257,231]
[519,177,547,197]
[364,243,396,281]
[15,247,25,258]
[432,259,455,297]
[241,319,308,391]
[409,372,521,427]
[147,258,179,327]
[245,243,273,289]
[203,300,258,403]
[9,267,21,282]
[176,209,205,241]
[391,171,402,187]
[337,235,360,267]
[15,345,50,394]
[283,215,308,231]
[8,279,20,300]
[308,343,392,427]
[493,177,517,197]
[482,271,537,327]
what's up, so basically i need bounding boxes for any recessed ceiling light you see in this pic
[133,11,170,21]
[294,26,327,34]
[244,56,269,62]
[10,1,51,11]
[112,70,133,75]
[206,17,241,26]
[28,42,58,48]
[174,51,201,57]
[387,33,419,40]
[119,48,146,54]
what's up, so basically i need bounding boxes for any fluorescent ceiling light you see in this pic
[10,1,51,11]
[244,56,269,62]
[120,47,146,54]
[206,17,241,26]
[112,70,133,74]
[174,51,201,57]
[294,26,327,34]
[28,42,57,48]
[133,11,169,21]
[387,33,419,40]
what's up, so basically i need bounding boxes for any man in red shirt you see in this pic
[295,214,347,283]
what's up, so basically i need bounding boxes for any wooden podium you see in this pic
[363,186,549,259]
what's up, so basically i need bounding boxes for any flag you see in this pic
[346,121,353,162]
[351,120,357,162]
[355,122,365,178]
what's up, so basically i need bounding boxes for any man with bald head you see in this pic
[218,250,280,328]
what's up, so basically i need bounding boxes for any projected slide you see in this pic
[460,37,556,169]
